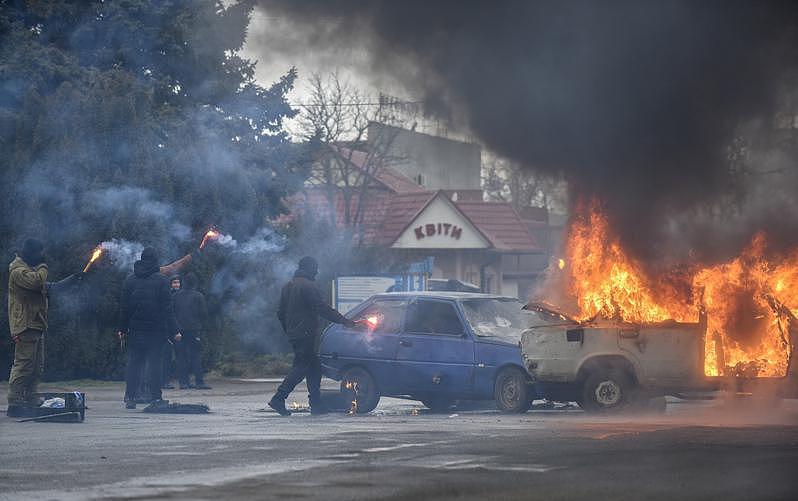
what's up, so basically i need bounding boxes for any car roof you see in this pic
[371,291,520,301]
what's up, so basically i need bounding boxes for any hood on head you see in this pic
[134,247,160,278]
[21,238,44,267]
[296,256,318,280]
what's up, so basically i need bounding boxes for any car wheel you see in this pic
[340,366,380,414]
[420,396,456,413]
[580,370,635,413]
[494,366,532,413]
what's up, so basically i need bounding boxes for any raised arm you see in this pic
[46,273,83,294]
[159,249,200,277]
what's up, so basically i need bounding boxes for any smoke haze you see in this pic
[257,0,798,267]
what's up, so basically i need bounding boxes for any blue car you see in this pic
[319,292,535,413]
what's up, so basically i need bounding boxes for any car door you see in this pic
[395,297,475,395]
[617,324,704,386]
[320,298,405,393]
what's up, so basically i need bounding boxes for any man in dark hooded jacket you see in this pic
[268,256,355,415]
[117,248,180,409]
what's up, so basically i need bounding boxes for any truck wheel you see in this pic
[494,366,532,413]
[340,367,380,414]
[581,370,634,413]
[420,396,456,413]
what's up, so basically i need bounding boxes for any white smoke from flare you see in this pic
[100,239,144,271]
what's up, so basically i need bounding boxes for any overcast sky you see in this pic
[241,7,409,108]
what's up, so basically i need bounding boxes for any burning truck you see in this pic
[521,204,797,412]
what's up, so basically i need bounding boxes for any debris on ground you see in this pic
[142,401,210,414]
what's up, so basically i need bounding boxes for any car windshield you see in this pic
[460,298,533,341]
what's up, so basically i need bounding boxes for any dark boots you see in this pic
[268,396,291,416]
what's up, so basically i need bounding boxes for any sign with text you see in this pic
[414,222,463,240]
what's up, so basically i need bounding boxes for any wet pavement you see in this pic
[2,379,798,500]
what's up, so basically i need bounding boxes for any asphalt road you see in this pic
[2,379,798,500]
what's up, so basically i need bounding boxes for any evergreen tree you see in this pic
[0,0,302,378]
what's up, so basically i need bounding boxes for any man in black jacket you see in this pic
[173,273,210,390]
[117,248,180,409]
[268,256,355,416]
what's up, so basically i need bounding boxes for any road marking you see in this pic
[446,463,564,473]
[362,443,431,453]
[407,454,564,473]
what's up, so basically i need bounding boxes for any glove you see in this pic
[191,248,202,260]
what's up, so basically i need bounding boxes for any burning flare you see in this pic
[355,314,382,331]
[549,201,795,378]
[364,315,380,330]
[199,229,220,249]
[83,246,104,273]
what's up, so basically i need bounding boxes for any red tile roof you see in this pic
[278,188,541,253]
[455,201,540,251]
[277,189,394,245]
[375,191,437,246]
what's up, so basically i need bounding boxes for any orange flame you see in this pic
[552,201,794,378]
[83,246,103,273]
[365,315,380,329]
[199,229,220,249]
[345,381,359,415]
[355,314,382,331]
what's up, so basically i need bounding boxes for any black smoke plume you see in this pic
[258,0,798,267]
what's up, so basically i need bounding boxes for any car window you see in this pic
[405,299,464,335]
[351,299,407,334]
[461,298,537,341]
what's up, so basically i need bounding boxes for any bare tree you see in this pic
[482,154,567,214]
[297,72,411,241]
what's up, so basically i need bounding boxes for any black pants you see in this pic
[125,335,165,402]
[176,332,205,386]
[274,337,321,406]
